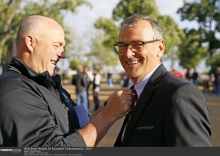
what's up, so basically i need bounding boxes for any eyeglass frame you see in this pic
[114,39,161,53]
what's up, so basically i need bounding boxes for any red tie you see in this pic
[126,86,138,126]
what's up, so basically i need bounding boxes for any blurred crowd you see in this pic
[71,65,101,113]
[170,67,220,96]
[63,64,220,110]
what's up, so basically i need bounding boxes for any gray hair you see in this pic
[121,14,164,40]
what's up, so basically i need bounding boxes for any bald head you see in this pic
[16,15,62,47]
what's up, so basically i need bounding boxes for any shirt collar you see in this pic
[134,63,161,98]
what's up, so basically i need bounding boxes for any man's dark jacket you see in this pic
[0,57,86,147]
[114,64,212,147]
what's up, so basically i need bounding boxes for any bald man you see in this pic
[0,15,132,147]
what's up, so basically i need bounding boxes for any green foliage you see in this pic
[206,52,220,74]
[2,45,8,60]
[87,31,118,67]
[66,29,118,69]
[0,0,90,64]
[178,29,208,69]
[177,0,220,72]
[69,59,80,70]
[157,15,185,54]
[64,29,86,61]
[177,0,220,55]
[112,0,159,21]
[95,18,119,49]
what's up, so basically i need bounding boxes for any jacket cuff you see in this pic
[66,131,86,147]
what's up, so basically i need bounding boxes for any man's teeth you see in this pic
[127,61,138,64]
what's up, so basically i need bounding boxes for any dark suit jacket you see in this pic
[114,64,212,147]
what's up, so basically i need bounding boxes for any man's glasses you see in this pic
[114,39,160,53]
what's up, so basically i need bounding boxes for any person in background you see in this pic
[212,66,220,95]
[185,68,191,81]
[113,13,212,147]
[120,72,129,88]
[171,68,184,78]
[72,65,88,112]
[192,69,199,86]
[0,15,133,147]
[83,66,94,111]
[93,67,101,111]
[200,72,210,91]
[107,71,113,88]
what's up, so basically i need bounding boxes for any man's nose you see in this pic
[124,45,135,57]
[58,50,66,59]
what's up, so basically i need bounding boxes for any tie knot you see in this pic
[130,85,138,103]
[131,89,137,97]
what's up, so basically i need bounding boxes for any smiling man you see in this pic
[0,15,133,147]
[114,14,212,147]
[15,15,66,76]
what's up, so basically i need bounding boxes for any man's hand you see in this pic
[104,88,132,121]
[78,88,132,147]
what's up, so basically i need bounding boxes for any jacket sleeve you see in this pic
[0,81,86,147]
[72,75,76,85]
[164,83,212,146]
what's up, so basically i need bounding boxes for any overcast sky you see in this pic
[61,0,206,73]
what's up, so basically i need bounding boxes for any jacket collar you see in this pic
[7,57,57,88]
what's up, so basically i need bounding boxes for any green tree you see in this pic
[95,18,119,49]
[112,0,159,21]
[0,0,90,65]
[65,29,87,69]
[157,15,185,56]
[94,0,184,58]
[178,29,208,69]
[87,30,118,69]
[206,53,220,74]
[69,59,82,70]
[177,0,220,71]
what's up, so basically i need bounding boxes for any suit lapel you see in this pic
[121,64,167,145]
[122,83,155,145]
[114,115,128,146]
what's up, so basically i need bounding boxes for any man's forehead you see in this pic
[119,27,153,41]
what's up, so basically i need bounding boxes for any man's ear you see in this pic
[157,39,165,58]
[24,35,35,52]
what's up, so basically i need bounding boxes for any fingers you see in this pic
[115,88,132,102]
[105,88,134,118]
[115,88,132,100]
[120,96,132,105]
[121,87,132,94]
